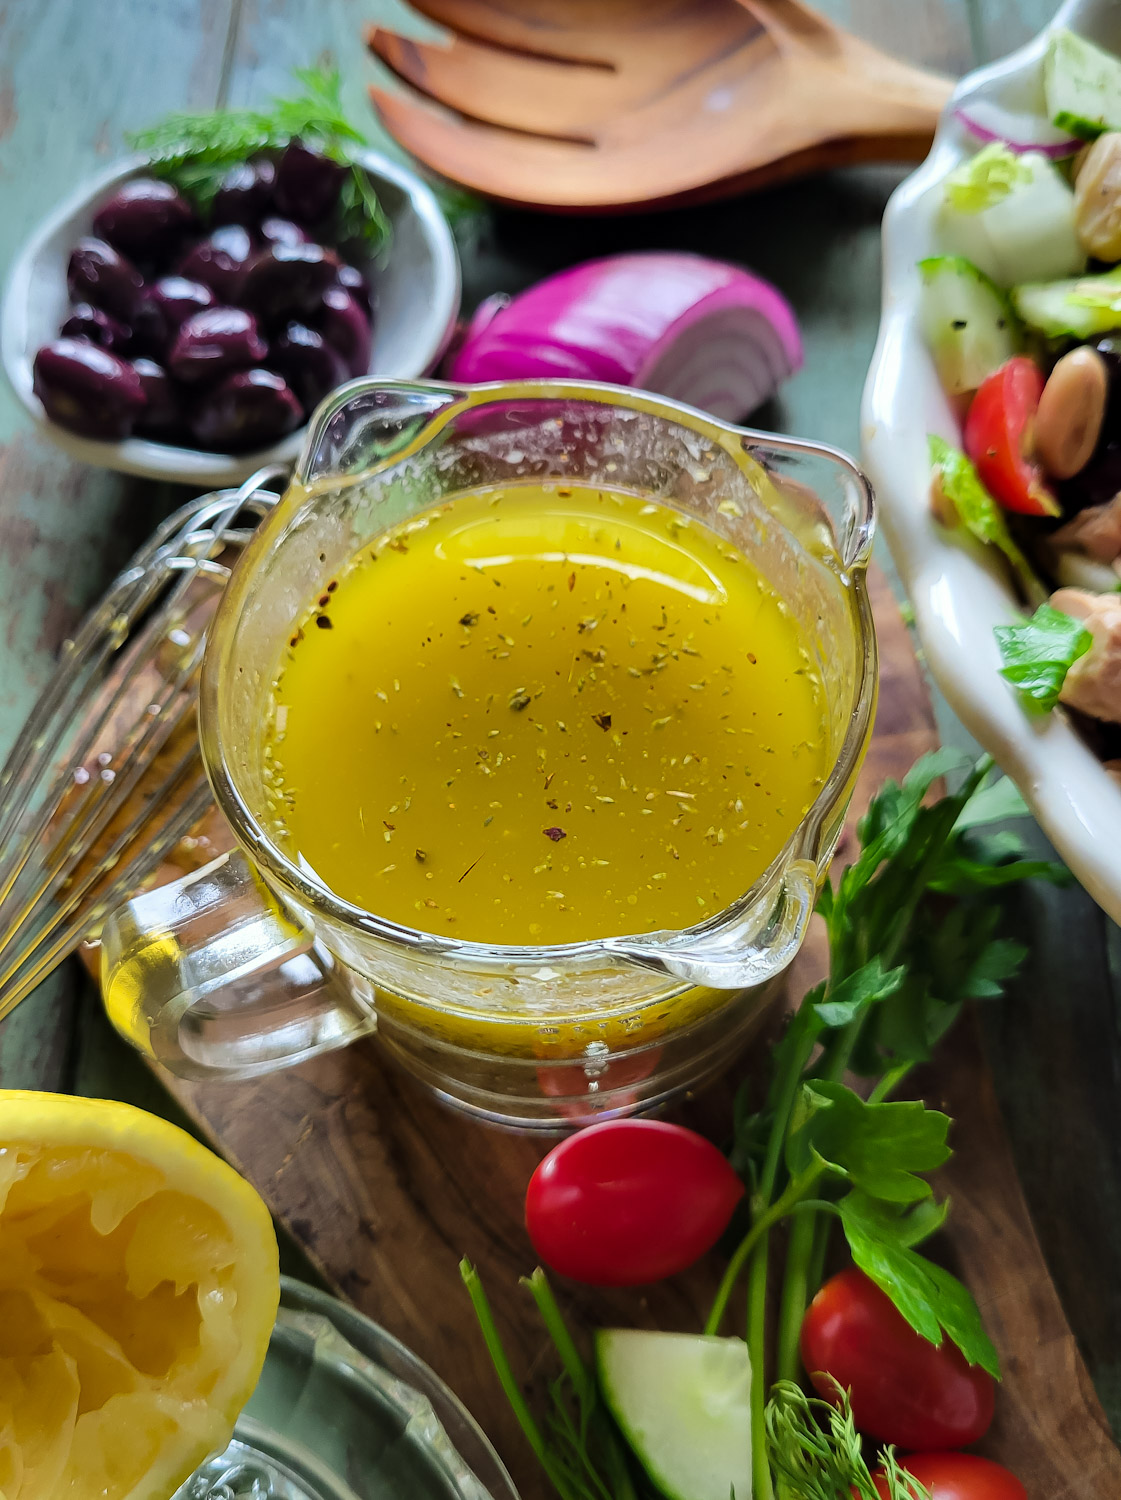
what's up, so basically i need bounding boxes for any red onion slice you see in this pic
[955,99,1080,158]
[448,252,802,422]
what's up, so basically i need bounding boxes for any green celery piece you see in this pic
[929,436,1046,606]
[838,1196,1001,1377]
[943,142,1031,212]
[994,602,1093,710]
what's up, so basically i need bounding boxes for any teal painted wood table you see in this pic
[2,0,1120,1478]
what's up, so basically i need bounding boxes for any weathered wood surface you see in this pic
[143,568,1121,1499]
[4,0,1121,1477]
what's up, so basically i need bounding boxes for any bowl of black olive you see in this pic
[1,141,460,484]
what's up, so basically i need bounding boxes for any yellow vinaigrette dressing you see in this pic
[264,483,829,946]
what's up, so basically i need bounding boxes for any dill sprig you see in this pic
[765,1383,929,1500]
[127,66,389,251]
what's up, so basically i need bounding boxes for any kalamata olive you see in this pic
[148,275,216,333]
[59,302,132,352]
[92,178,197,257]
[273,140,347,225]
[212,157,277,226]
[240,242,341,324]
[271,322,348,412]
[33,338,146,439]
[67,237,144,321]
[192,368,303,452]
[258,216,309,249]
[175,225,254,303]
[315,286,372,376]
[167,306,267,384]
[131,357,189,442]
[336,263,374,320]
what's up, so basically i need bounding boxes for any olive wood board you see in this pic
[123,568,1120,1500]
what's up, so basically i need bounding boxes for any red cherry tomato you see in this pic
[525,1119,743,1286]
[963,355,1059,516]
[800,1269,994,1449]
[871,1453,1026,1500]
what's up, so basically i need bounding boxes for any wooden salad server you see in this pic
[366,0,953,213]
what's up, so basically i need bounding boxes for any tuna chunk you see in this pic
[1052,587,1121,722]
[1052,495,1121,562]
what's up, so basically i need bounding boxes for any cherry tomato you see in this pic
[800,1269,994,1449]
[963,355,1059,516]
[525,1119,743,1286]
[871,1453,1026,1500]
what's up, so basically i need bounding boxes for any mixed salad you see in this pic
[922,28,1121,766]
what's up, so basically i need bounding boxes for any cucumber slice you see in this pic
[918,255,1020,393]
[595,1330,752,1500]
[1044,28,1121,140]
[1013,265,1121,338]
[935,150,1084,286]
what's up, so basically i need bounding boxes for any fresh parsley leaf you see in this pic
[787,1082,951,1202]
[995,602,1092,711]
[929,437,1045,605]
[812,957,905,1028]
[951,774,1028,829]
[839,1189,949,1249]
[839,1195,1000,1377]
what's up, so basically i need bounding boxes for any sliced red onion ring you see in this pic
[955,99,1081,158]
[448,252,801,423]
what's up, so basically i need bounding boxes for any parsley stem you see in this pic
[747,1237,773,1500]
[868,1061,913,1104]
[705,1165,825,1337]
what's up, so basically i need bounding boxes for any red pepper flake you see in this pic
[543,826,567,842]
[546,798,558,810]
[383,821,396,831]
[747,652,757,664]
[315,615,333,630]
[318,594,330,607]
[592,712,612,731]
[568,572,576,592]
[327,580,338,592]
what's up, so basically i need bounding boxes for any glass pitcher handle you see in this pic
[99,850,377,1080]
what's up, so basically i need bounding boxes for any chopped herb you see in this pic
[127,65,390,250]
[592,712,612,731]
[415,848,427,863]
[995,602,1093,710]
[509,688,532,711]
[460,611,480,627]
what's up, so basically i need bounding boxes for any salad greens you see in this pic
[995,602,1094,709]
[943,143,1030,214]
[929,436,1045,604]
[127,66,390,249]
[464,753,1065,1500]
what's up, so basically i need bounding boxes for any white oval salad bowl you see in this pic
[862,0,1121,924]
[1,149,460,487]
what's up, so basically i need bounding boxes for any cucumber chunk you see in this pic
[595,1330,752,1500]
[918,256,1020,393]
[1013,266,1121,338]
[1044,28,1121,140]
[935,148,1084,286]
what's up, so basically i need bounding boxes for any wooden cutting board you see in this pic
[128,568,1119,1500]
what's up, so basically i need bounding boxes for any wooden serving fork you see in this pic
[367,0,953,213]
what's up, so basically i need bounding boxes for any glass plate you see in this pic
[174,1277,519,1500]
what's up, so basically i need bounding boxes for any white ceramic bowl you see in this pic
[1,150,460,486]
[862,0,1121,924]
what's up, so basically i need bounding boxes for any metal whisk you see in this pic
[0,466,284,1024]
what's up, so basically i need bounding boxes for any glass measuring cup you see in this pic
[100,379,877,1127]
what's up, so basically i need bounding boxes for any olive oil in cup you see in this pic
[265,484,829,945]
[99,381,876,1126]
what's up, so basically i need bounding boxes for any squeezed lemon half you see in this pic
[0,1091,279,1500]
